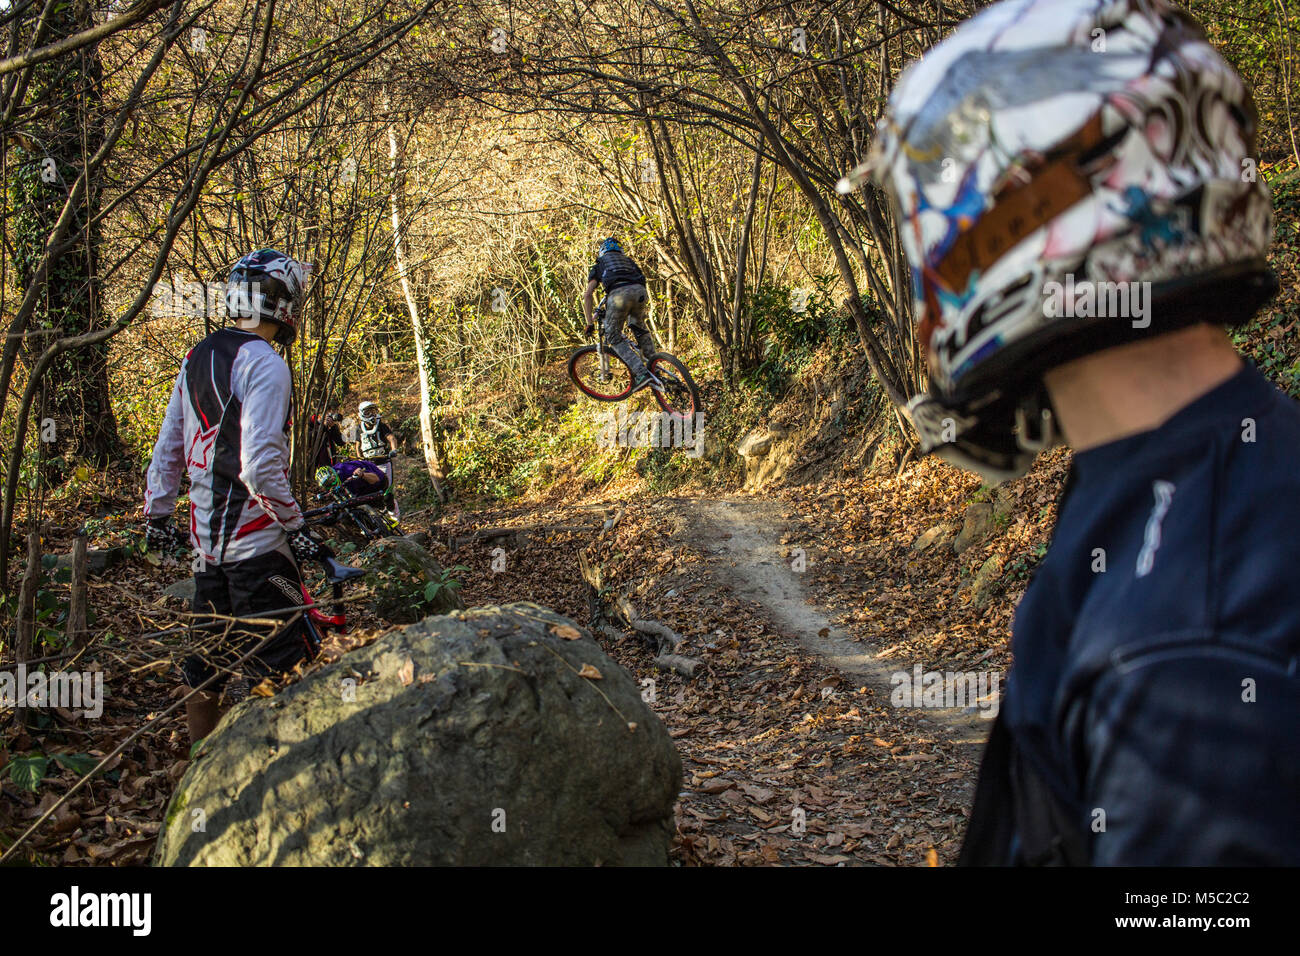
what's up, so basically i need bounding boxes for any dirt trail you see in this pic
[429,489,998,864]
[682,497,993,746]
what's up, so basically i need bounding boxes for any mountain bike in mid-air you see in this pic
[568,307,701,420]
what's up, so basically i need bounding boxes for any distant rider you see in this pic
[583,237,661,392]
[328,458,395,515]
[357,400,400,516]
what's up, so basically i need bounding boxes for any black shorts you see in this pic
[182,547,316,690]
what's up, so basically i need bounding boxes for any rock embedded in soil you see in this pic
[912,523,957,552]
[53,546,130,575]
[953,503,995,555]
[360,535,465,623]
[161,576,196,603]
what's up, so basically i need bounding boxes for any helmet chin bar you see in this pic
[271,319,295,345]
[907,388,1059,484]
[1014,395,1056,455]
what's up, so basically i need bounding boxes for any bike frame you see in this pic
[301,489,387,522]
[310,461,400,539]
[300,572,348,649]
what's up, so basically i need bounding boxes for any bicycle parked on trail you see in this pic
[568,303,702,420]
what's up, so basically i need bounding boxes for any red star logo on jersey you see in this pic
[186,423,219,470]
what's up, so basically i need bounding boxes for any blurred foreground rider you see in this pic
[583,237,661,391]
[847,0,1298,864]
[144,249,333,744]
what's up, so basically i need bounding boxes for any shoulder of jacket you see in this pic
[232,336,288,380]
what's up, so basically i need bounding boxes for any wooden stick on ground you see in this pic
[580,549,702,678]
[65,535,88,649]
[13,532,41,727]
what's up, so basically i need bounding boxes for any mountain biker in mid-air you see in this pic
[144,249,334,744]
[583,237,661,392]
[846,0,1296,864]
[356,400,400,516]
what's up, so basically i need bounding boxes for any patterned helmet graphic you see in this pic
[853,0,1273,406]
[226,249,307,344]
[599,237,622,255]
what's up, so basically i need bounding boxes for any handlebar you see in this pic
[301,490,387,521]
[146,512,368,587]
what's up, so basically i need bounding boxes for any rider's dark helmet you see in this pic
[599,237,622,256]
[226,249,307,346]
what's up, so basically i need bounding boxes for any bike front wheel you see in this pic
[568,345,633,401]
[648,353,702,420]
[356,505,393,540]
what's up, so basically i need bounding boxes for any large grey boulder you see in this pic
[155,602,681,866]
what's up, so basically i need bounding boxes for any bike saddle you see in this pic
[322,555,366,584]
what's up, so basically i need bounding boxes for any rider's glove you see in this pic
[288,527,333,564]
[145,516,184,553]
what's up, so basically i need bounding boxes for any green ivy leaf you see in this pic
[9,755,49,792]
[51,753,98,776]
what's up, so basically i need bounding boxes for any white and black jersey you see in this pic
[145,327,304,564]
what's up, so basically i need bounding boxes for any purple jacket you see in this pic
[333,459,388,497]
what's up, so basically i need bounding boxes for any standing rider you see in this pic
[144,248,333,744]
[357,400,400,515]
[309,404,345,468]
[583,237,661,391]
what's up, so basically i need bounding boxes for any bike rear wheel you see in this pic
[569,345,633,401]
[648,353,702,420]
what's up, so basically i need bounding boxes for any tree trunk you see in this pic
[386,109,448,502]
[9,2,122,467]
[66,535,88,649]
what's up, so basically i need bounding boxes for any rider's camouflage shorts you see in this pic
[602,285,656,369]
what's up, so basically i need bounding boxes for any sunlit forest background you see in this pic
[1,0,1293,557]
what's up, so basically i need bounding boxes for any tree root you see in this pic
[580,551,701,679]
